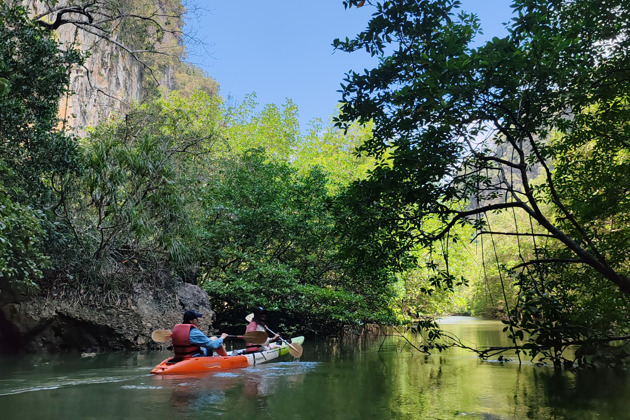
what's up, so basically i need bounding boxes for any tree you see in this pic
[198,148,393,333]
[0,172,49,288]
[0,4,82,288]
[223,94,300,160]
[293,119,375,192]
[336,0,630,366]
[392,216,475,320]
[0,4,83,205]
[55,91,223,284]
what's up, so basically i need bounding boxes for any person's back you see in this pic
[172,322,202,358]
[245,307,279,352]
[174,310,228,357]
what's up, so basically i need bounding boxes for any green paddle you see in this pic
[151,329,269,345]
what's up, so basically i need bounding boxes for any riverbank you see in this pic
[0,281,215,353]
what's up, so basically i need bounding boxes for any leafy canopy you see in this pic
[0,4,82,287]
[336,0,630,366]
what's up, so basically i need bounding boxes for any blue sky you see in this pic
[184,1,514,129]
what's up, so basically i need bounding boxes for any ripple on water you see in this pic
[121,384,163,390]
[213,372,240,378]
[0,376,136,397]
[242,361,319,377]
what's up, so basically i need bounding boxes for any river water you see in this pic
[1,317,629,419]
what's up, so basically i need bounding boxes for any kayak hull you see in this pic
[150,336,304,375]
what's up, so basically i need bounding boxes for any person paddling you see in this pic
[172,310,228,358]
[245,307,280,353]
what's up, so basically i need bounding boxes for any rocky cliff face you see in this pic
[58,31,150,138]
[22,0,183,137]
[0,282,216,353]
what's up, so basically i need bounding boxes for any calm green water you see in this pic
[1,317,630,419]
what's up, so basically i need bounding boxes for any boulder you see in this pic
[0,281,215,353]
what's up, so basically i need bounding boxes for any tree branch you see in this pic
[471,231,557,241]
[36,4,95,30]
[510,258,584,271]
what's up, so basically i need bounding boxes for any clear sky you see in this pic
[184,1,514,129]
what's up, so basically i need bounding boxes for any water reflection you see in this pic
[300,318,630,419]
[1,318,629,419]
[148,362,313,417]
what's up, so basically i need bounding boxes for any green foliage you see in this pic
[57,91,222,284]
[293,119,375,192]
[336,0,630,365]
[0,169,48,287]
[198,148,389,332]
[468,208,540,318]
[38,84,393,330]
[393,219,476,320]
[0,4,81,290]
[552,100,630,269]
[0,0,391,346]
[0,4,83,205]
[0,76,8,95]
[223,94,300,159]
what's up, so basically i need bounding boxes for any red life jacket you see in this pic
[245,321,264,352]
[172,324,201,358]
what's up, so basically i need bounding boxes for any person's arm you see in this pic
[189,329,227,350]
[253,324,279,346]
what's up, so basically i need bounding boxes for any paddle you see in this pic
[263,326,303,358]
[152,329,173,343]
[151,329,269,345]
[245,313,303,358]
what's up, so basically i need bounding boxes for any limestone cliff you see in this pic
[21,0,218,136]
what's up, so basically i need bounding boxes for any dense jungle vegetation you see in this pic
[2,0,630,368]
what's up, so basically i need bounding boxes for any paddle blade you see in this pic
[152,329,172,343]
[287,342,303,358]
[240,330,269,344]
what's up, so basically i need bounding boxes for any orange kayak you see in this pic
[150,336,304,375]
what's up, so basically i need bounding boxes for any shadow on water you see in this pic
[0,317,629,419]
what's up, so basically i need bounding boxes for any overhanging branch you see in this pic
[510,258,584,270]
[471,231,557,241]
[36,4,95,30]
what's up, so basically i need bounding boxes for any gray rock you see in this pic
[177,283,215,321]
[0,282,215,354]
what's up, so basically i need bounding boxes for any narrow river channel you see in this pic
[1,316,629,419]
